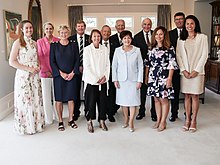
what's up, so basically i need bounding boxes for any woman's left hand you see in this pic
[189,70,199,78]
[166,78,172,88]
[136,82,142,89]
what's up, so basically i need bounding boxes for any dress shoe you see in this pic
[151,117,157,122]
[73,115,79,121]
[108,116,116,122]
[136,114,145,120]
[169,116,177,122]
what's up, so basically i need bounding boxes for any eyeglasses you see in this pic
[175,18,184,21]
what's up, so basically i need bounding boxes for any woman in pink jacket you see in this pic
[37,22,59,124]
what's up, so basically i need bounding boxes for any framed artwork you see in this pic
[3,10,22,60]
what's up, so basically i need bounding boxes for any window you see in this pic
[83,16,97,34]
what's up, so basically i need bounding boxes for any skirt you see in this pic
[180,75,205,94]
[116,80,140,106]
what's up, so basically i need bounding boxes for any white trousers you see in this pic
[41,78,57,124]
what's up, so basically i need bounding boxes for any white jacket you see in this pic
[82,43,110,85]
[176,33,208,75]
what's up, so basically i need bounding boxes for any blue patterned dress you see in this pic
[145,47,178,99]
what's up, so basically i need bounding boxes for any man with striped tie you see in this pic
[69,20,90,121]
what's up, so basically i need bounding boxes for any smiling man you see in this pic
[133,18,157,122]
[169,12,185,122]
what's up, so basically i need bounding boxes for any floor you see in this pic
[0,89,220,165]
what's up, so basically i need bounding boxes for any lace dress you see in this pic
[14,37,45,135]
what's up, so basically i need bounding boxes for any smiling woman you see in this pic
[28,0,43,40]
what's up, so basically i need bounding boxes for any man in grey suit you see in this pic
[133,18,157,121]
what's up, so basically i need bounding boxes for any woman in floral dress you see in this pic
[145,26,178,132]
[9,20,45,135]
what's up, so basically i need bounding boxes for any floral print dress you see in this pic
[14,37,45,135]
[145,47,178,99]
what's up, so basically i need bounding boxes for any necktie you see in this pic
[179,29,182,37]
[79,36,83,66]
[146,33,150,46]
[104,41,108,47]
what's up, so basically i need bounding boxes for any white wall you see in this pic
[194,0,212,53]
[0,0,53,101]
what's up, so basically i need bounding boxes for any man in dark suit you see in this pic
[68,20,90,121]
[133,18,157,121]
[169,12,185,122]
[108,19,125,116]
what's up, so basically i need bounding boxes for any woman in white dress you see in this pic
[176,15,208,132]
[112,30,143,132]
[9,20,45,135]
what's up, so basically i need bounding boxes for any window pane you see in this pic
[83,17,97,27]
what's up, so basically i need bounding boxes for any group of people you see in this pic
[9,12,208,135]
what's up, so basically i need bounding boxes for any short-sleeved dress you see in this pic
[14,38,45,135]
[50,41,79,102]
[145,47,178,99]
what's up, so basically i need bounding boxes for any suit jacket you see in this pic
[169,28,178,50]
[109,33,121,64]
[68,34,90,66]
[112,46,143,82]
[176,33,208,75]
[133,30,153,61]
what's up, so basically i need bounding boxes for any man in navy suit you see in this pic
[108,19,125,117]
[169,12,185,122]
[68,20,90,121]
[133,18,157,121]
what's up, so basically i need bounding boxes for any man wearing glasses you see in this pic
[169,12,185,122]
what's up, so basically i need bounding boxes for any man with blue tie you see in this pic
[133,18,157,121]
[169,12,185,122]
[68,20,90,121]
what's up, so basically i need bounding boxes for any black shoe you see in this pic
[169,116,177,122]
[136,114,145,120]
[108,116,116,122]
[151,116,157,122]
[73,115,79,121]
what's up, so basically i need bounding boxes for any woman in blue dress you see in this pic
[145,26,178,132]
[112,30,143,132]
[50,25,79,131]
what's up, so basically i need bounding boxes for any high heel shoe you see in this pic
[152,122,160,129]
[157,123,166,132]
[129,128,135,132]
[100,120,108,131]
[189,122,197,133]
[122,124,128,128]
[182,121,190,131]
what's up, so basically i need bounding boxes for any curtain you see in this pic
[68,6,83,35]
[157,5,171,31]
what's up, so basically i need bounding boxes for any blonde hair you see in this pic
[43,22,54,30]
[57,24,70,33]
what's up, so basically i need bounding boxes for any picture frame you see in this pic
[3,10,22,60]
